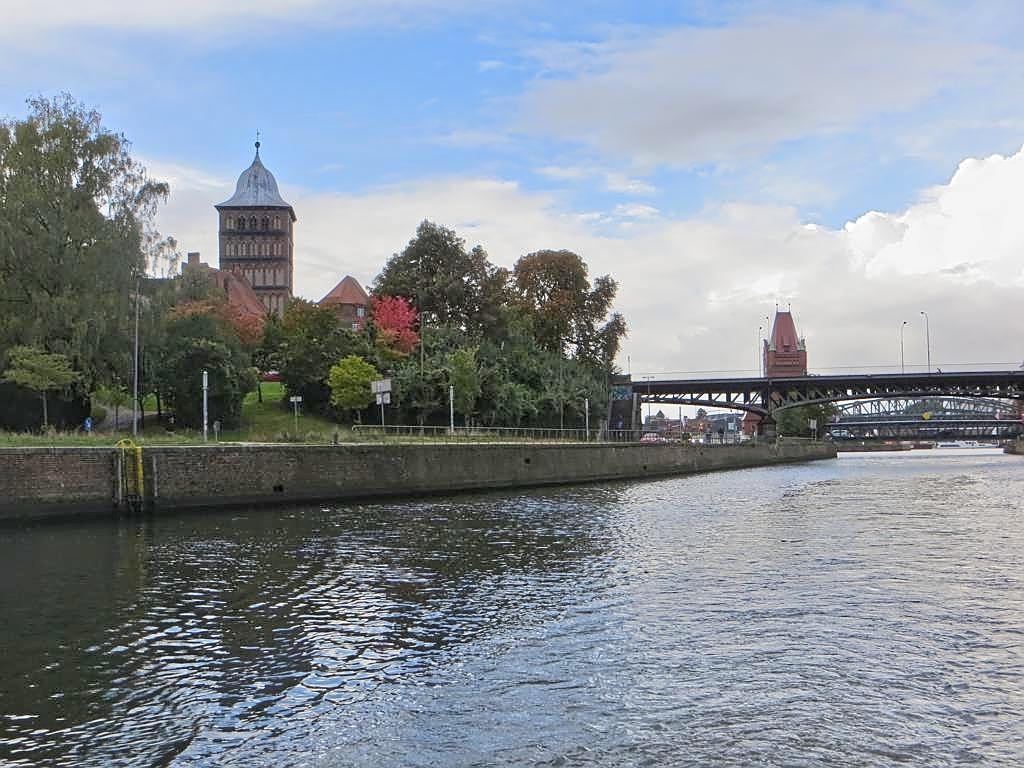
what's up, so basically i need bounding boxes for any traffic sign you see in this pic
[371,378,392,394]
[375,392,391,405]
[289,395,303,403]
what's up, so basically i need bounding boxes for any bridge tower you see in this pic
[764,310,807,377]
[744,309,808,436]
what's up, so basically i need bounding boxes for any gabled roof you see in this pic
[319,275,369,306]
[215,143,296,219]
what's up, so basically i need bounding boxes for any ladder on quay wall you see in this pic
[115,439,145,513]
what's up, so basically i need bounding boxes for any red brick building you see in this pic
[743,309,808,435]
[215,142,295,316]
[319,275,370,331]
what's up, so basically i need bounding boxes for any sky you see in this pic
[4,0,1024,378]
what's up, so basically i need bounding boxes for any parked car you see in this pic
[640,432,669,444]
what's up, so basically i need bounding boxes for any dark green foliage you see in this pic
[2,346,80,428]
[159,313,255,429]
[0,95,168,391]
[513,249,627,366]
[276,299,369,413]
[373,220,509,338]
[775,403,838,437]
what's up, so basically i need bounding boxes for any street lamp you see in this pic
[920,311,931,373]
[641,375,654,425]
[756,325,763,377]
[900,320,908,374]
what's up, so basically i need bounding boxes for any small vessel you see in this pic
[936,440,996,449]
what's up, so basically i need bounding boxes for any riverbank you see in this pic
[0,440,836,522]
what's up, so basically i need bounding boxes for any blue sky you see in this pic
[4,1,1024,375]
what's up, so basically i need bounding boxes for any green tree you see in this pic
[278,299,366,412]
[328,355,379,421]
[373,221,508,337]
[447,346,481,426]
[2,346,80,428]
[775,403,838,437]
[0,95,169,389]
[512,249,626,366]
[159,312,255,429]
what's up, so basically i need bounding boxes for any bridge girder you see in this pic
[638,371,1024,418]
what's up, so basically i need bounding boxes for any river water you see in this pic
[1,449,1022,766]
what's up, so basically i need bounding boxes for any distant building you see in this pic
[182,251,266,320]
[744,309,809,435]
[216,142,296,316]
[319,275,370,332]
[764,310,807,377]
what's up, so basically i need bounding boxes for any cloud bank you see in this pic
[152,144,1024,378]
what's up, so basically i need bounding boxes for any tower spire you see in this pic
[255,129,261,157]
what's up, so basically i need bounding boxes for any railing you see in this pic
[350,425,759,445]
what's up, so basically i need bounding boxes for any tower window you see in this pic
[250,216,257,229]
[261,216,270,230]
[226,218,234,230]
[274,216,281,229]
[237,217,245,230]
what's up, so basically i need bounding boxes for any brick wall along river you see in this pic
[0,441,836,521]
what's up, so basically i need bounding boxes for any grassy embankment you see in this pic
[0,383,347,446]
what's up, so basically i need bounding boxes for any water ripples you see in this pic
[1,452,1023,765]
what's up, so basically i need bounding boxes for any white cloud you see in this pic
[536,165,655,195]
[153,145,1024,380]
[0,0,490,37]
[521,7,1002,168]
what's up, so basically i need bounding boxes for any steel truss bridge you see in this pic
[827,396,1023,439]
[637,371,1024,421]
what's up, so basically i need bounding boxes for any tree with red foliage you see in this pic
[372,295,420,356]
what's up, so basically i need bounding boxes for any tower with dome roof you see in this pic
[215,141,296,316]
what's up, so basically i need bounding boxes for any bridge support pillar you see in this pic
[758,416,777,440]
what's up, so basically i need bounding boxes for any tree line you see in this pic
[0,96,627,433]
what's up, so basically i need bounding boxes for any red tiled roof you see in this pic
[216,268,266,318]
[319,275,369,306]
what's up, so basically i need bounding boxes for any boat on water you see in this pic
[935,440,997,449]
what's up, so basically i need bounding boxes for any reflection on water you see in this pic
[2,450,1023,766]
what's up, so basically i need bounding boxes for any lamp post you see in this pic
[757,325,764,377]
[132,278,140,436]
[900,320,908,374]
[920,311,931,373]
[641,375,654,425]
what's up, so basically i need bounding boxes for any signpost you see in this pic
[371,379,392,427]
[289,395,302,436]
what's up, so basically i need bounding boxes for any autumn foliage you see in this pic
[167,300,265,349]
[371,295,420,356]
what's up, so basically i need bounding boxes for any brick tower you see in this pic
[743,309,808,436]
[215,142,296,316]
[764,310,807,377]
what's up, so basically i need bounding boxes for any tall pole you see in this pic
[132,278,140,437]
[449,385,455,435]
[900,321,907,374]
[921,311,931,373]
[293,398,299,435]
[584,397,590,441]
[202,369,209,442]
[757,325,763,377]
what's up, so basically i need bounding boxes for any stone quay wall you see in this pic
[0,440,837,521]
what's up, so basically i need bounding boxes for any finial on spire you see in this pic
[255,129,261,157]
